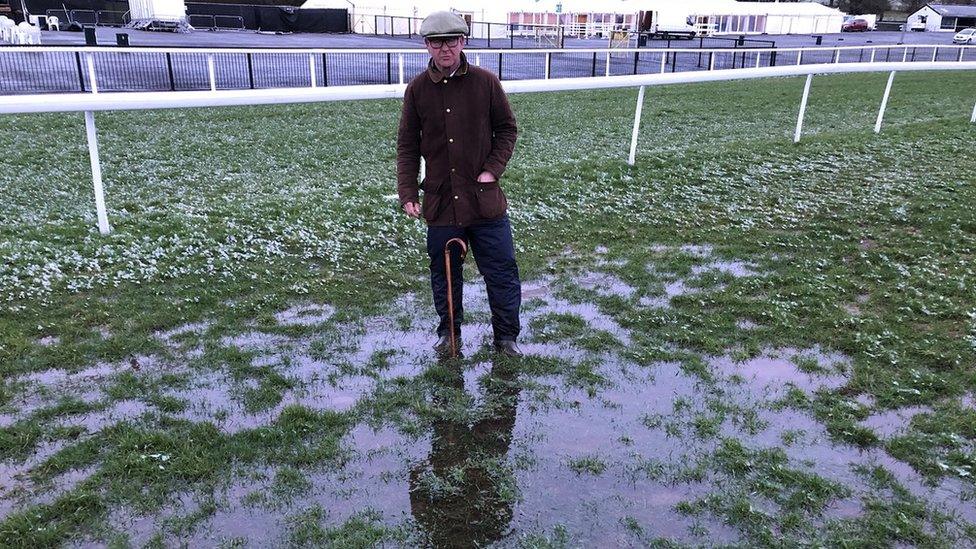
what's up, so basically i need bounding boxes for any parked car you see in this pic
[953,28,976,44]
[842,19,870,32]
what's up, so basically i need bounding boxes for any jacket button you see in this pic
[448,138,454,143]
[454,195,459,199]
[451,168,455,172]
[446,108,451,113]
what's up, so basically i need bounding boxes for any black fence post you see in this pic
[246,53,254,89]
[672,51,677,72]
[510,24,514,49]
[591,52,597,76]
[911,47,916,61]
[498,52,503,79]
[165,52,175,91]
[770,50,777,67]
[322,53,328,86]
[487,23,491,48]
[708,51,713,70]
[373,15,377,35]
[858,48,864,63]
[633,51,639,74]
[75,51,86,92]
[387,52,392,84]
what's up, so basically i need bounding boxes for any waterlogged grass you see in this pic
[0,71,975,546]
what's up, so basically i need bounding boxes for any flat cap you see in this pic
[420,11,468,38]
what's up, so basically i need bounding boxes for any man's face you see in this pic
[425,35,465,71]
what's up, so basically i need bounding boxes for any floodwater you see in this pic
[3,259,975,545]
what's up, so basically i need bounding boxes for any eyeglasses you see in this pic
[426,37,461,49]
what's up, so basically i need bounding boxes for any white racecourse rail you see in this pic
[1,61,975,234]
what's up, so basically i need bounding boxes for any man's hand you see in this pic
[477,171,497,183]
[403,201,421,219]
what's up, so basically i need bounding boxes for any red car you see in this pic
[842,19,870,32]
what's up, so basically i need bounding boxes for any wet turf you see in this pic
[1,72,976,546]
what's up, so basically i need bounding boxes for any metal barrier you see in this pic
[214,15,245,31]
[45,9,128,29]
[188,14,245,32]
[2,44,975,96]
[95,10,127,27]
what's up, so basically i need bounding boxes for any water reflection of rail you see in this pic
[409,359,520,547]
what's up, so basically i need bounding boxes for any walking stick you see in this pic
[444,237,468,359]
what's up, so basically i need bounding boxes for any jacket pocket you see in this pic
[422,192,442,223]
[474,180,508,219]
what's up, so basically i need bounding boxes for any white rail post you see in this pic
[309,54,317,87]
[902,47,908,62]
[970,99,976,124]
[870,48,876,63]
[875,71,896,134]
[628,85,646,166]
[709,51,715,71]
[833,48,840,63]
[660,51,667,73]
[931,47,938,62]
[207,54,216,91]
[756,52,761,68]
[85,53,98,93]
[794,73,813,144]
[796,50,803,65]
[605,51,611,77]
[398,53,404,84]
[475,53,481,66]
[544,52,550,79]
[84,111,111,235]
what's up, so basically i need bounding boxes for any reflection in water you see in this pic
[410,359,520,548]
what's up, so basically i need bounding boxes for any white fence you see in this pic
[0,61,974,235]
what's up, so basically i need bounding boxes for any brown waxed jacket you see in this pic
[397,52,518,227]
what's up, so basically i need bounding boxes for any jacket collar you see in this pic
[426,51,469,83]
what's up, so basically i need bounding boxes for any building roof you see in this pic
[928,4,976,18]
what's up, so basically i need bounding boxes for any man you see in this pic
[397,11,522,357]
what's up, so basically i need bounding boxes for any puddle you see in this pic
[157,321,211,344]
[575,272,637,299]
[274,303,336,327]
[691,260,758,278]
[860,405,934,439]
[36,336,59,347]
[736,319,759,330]
[6,264,975,544]
[220,332,291,352]
[711,348,848,398]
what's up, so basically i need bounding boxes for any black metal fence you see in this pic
[1,45,974,95]
[44,9,128,29]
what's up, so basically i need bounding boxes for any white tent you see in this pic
[127,0,190,31]
[327,0,846,37]
[639,0,846,35]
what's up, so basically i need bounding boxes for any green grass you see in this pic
[1,71,975,545]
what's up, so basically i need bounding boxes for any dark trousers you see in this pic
[427,215,521,342]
